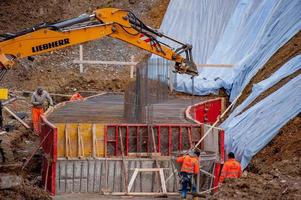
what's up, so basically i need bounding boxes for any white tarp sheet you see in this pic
[156,0,301,96]
[221,74,301,169]
[221,55,301,168]
[224,55,301,124]
[155,0,301,168]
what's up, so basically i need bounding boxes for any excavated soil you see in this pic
[0,127,49,200]
[0,0,169,94]
[212,114,301,200]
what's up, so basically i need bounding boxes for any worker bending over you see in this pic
[31,87,53,134]
[176,149,201,200]
[219,152,242,183]
[69,92,84,101]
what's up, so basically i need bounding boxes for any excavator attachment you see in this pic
[0,8,199,76]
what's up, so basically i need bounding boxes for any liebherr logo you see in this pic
[32,38,70,53]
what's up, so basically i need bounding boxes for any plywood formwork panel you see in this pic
[56,123,105,158]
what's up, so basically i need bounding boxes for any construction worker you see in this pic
[69,92,84,101]
[31,87,53,134]
[176,149,201,200]
[219,152,242,183]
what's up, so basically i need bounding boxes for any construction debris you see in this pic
[0,174,23,189]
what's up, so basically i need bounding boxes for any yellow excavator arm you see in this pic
[0,8,198,77]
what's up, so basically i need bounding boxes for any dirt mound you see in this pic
[0,180,50,200]
[212,114,301,199]
[250,114,301,174]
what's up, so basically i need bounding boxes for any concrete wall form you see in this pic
[40,95,225,195]
[56,156,216,195]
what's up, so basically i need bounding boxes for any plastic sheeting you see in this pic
[152,0,238,95]
[154,0,301,169]
[221,74,301,169]
[155,0,301,96]
[223,55,301,126]
[229,0,301,101]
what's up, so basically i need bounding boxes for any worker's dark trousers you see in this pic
[180,172,196,198]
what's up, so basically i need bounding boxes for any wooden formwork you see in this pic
[40,94,225,196]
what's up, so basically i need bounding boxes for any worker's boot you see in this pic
[193,196,199,200]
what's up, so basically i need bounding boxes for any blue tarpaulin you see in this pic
[154,0,301,168]
[157,0,301,97]
[221,74,301,169]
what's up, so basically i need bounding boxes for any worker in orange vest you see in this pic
[69,92,84,101]
[219,152,242,183]
[176,149,201,200]
[31,87,53,134]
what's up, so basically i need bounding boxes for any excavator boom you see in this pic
[0,8,198,76]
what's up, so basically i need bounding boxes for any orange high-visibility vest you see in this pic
[176,155,199,174]
[219,158,242,183]
[70,93,84,101]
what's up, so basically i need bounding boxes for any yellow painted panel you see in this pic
[0,88,8,100]
[55,123,66,158]
[55,123,106,158]
[67,123,79,157]
[95,124,105,157]
[78,123,93,157]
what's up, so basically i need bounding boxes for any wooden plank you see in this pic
[92,124,96,158]
[130,55,135,79]
[74,60,138,66]
[150,126,161,191]
[3,106,30,129]
[14,90,72,97]
[150,126,157,153]
[80,135,84,158]
[2,97,17,106]
[129,168,169,172]
[79,45,84,73]
[159,169,167,194]
[77,124,81,157]
[127,168,139,192]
